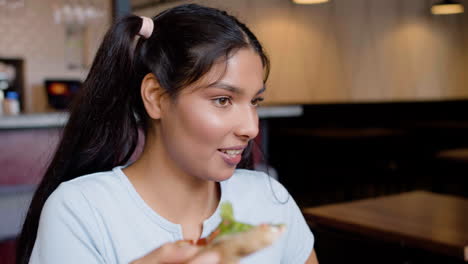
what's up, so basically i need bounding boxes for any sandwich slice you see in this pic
[180,202,286,263]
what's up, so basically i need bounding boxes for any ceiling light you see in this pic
[292,0,329,5]
[431,0,464,15]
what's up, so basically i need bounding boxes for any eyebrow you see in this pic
[208,82,266,96]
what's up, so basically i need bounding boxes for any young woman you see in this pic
[17,4,318,264]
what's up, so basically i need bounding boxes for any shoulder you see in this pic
[57,167,123,197]
[44,167,124,215]
[64,167,122,192]
[33,171,121,264]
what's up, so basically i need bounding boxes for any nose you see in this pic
[234,105,259,141]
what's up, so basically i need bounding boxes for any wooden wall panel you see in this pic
[137,0,468,104]
[332,0,381,101]
[367,0,399,101]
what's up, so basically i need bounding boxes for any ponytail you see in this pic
[16,15,147,264]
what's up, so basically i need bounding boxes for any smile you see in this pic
[217,147,245,166]
[219,149,243,156]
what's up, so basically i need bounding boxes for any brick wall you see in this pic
[0,1,111,113]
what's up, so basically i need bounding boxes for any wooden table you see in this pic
[303,191,468,262]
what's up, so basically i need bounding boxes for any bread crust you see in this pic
[194,224,286,264]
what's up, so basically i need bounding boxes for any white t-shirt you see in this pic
[30,167,314,264]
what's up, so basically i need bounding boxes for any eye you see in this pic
[251,97,264,107]
[213,97,232,107]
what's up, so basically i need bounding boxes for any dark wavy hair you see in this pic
[16,4,269,264]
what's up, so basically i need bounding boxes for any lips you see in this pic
[219,149,243,156]
[218,146,246,166]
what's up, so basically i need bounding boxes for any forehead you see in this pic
[183,48,265,95]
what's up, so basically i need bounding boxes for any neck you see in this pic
[123,130,220,225]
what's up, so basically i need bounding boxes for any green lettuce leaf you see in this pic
[217,201,253,237]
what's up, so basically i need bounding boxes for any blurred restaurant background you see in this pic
[1,0,468,263]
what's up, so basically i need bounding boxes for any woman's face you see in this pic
[158,48,265,182]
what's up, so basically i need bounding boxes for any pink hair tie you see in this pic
[138,16,154,39]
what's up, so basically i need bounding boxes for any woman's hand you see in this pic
[131,242,221,264]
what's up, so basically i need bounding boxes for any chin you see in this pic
[205,167,236,182]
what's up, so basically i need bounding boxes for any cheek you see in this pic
[179,104,229,147]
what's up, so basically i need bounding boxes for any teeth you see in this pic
[221,149,242,156]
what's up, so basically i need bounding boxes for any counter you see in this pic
[0,105,303,130]
[0,112,68,130]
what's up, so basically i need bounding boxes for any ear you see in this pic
[141,73,166,119]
